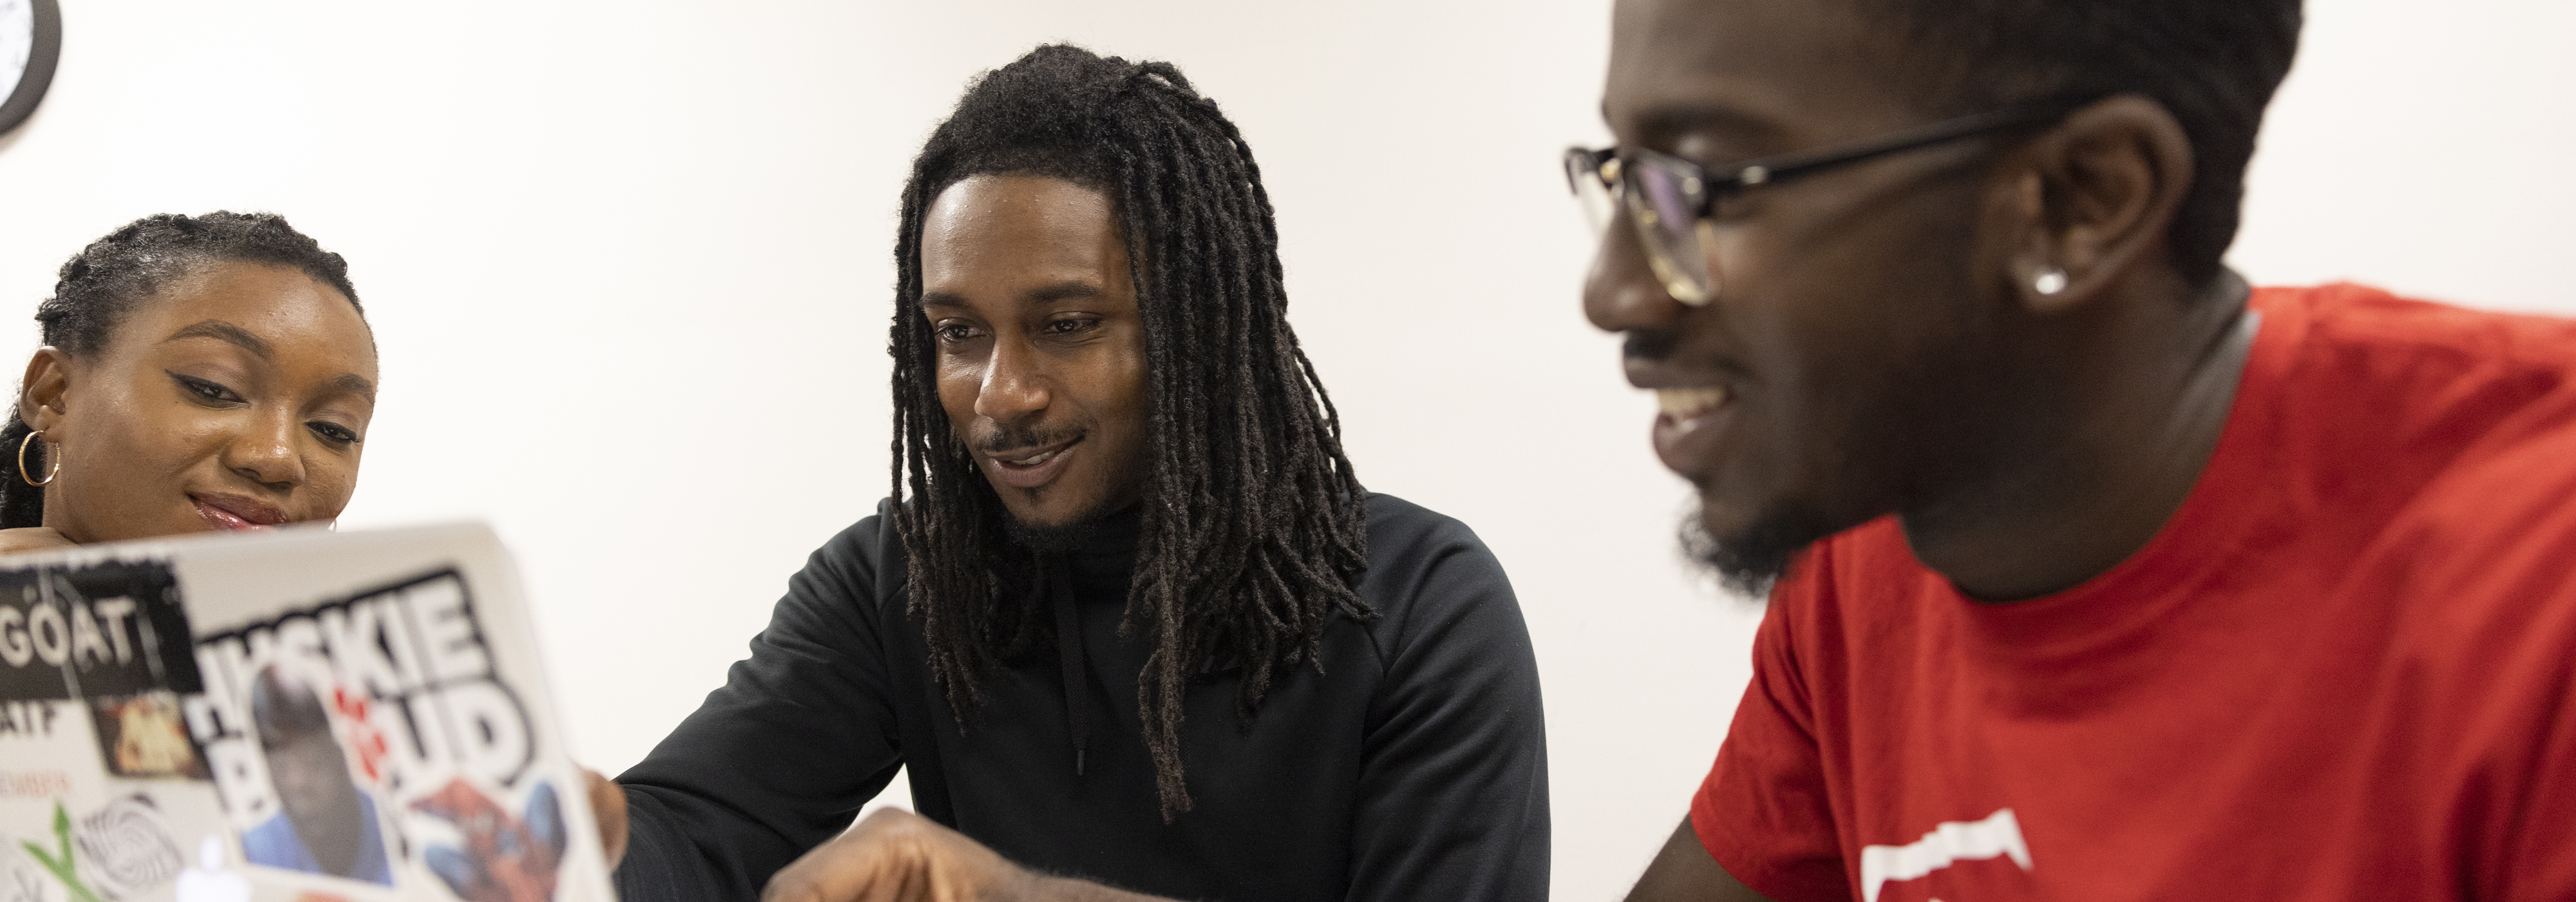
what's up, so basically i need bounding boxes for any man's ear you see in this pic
[19,347,73,433]
[2001,94,2196,314]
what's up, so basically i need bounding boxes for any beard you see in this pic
[1680,502,1839,599]
[1003,501,1125,553]
[965,419,1118,553]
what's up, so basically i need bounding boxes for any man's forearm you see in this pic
[1627,818,1779,902]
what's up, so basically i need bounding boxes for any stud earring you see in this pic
[2033,267,2069,296]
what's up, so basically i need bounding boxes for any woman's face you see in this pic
[22,260,379,543]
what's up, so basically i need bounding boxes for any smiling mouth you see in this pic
[994,445,1070,468]
[191,494,286,532]
[1650,384,1741,483]
[1656,387,1732,420]
[983,435,1084,491]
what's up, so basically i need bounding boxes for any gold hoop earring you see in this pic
[18,430,59,487]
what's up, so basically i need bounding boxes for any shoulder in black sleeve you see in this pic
[1342,493,1551,901]
[614,505,910,902]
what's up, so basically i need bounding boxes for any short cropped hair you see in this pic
[1852,0,2304,286]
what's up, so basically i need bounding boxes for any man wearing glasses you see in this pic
[1573,0,2576,900]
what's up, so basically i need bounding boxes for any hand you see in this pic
[583,769,628,870]
[763,809,1039,902]
[0,526,74,557]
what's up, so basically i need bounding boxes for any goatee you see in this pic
[1680,504,1836,600]
[1005,506,1119,553]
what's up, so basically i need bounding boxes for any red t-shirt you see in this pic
[1693,284,2576,901]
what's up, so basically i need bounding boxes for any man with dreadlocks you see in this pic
[605,44,1547,902]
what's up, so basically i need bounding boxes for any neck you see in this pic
[1902,269,2255,601]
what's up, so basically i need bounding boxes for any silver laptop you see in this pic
[1,523,617,902]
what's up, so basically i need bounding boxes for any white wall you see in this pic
[0,1,2566,898]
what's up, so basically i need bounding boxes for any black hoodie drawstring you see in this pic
[1047,556,1090,777]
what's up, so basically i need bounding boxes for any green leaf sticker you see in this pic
[19,800,107,902]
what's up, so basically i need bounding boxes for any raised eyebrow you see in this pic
[162,320,272,360]
[330,373,377,401]
[1027,281,1105,305]
[1628,102,1786,150]
[921,282,1107,313]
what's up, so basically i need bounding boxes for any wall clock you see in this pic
[1,0,60,138]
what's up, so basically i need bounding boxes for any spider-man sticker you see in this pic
[184,568,562,901]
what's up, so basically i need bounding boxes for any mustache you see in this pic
[1624,327,1751,383]
[1624,327,1680,363]
[974,423,1084,456]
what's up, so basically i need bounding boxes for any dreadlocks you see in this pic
[1,211,361,528]
[889,44,1371,820]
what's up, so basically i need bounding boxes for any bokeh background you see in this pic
[1,1,2569,897]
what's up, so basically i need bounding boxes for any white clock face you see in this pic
[0,0,29,100]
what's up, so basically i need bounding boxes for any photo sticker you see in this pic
[187,568,554,897]
[90,689,211,779]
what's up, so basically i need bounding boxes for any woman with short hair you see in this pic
[0,211,376,555]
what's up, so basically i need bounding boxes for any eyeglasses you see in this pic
[1564,95,2102,305]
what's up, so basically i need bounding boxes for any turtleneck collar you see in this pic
[1057,503,1142,586]
[1034,501,1142,780]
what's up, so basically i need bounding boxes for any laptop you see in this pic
[1,523,618,902]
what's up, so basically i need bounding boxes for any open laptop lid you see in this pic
[1,523,617,902]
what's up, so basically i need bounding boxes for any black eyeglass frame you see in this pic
[1565,93,2109,222]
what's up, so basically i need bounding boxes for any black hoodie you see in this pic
[614,493,1549,901]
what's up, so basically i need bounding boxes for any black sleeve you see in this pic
[1345,512,1551,902]
[612,515,907,902]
